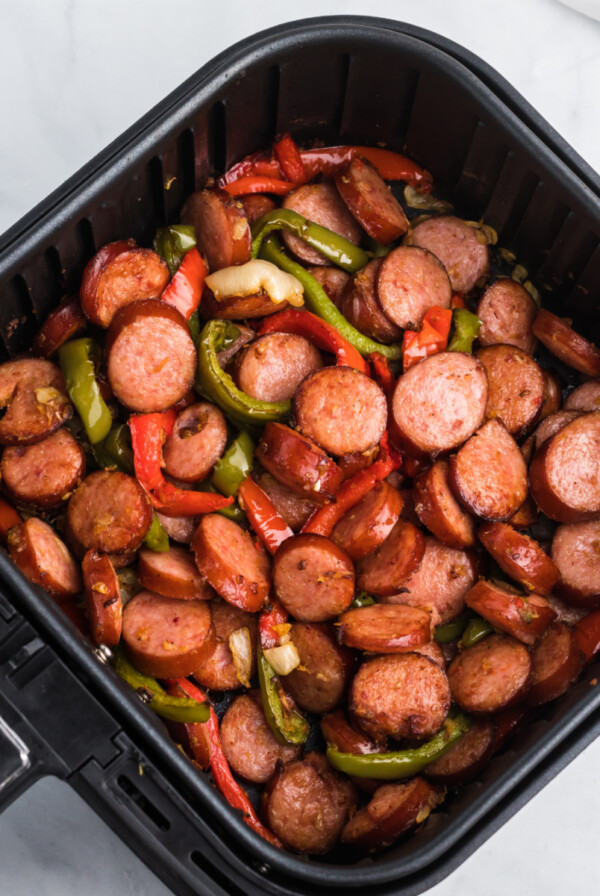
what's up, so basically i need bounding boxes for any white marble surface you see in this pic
[1,1,600,894]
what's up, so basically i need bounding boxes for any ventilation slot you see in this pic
[190,850,247,896]
[339,54,418,147]
[0,275,36,357]
[453,121,510,219]
[117,775,170,831]
[207,101,227,178]
[483,153,540,247]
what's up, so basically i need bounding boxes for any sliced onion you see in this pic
[263,642,300,676]
[403,185,452,214]
[205,259,304,308]
[229,626,253,688]
[117,568,140,607]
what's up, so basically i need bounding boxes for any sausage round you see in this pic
[338,259,402,345]
[1,428,85,509]
[240,194,277,226]
[192,599,258,690]
[67,471,152,555]
[220,692,301,782]
[356,520,425,598]
[82,549,122,647]
[202,289,287,320]
[476,344,545,437]
[272,534,355,622]
[476,279,538,354]
[376,246,452,329]
[32,295,86,358]
[0,358,72,446]
[337,604,431,653]
[528,622,584,706]
[532,309,600,377]
[546,594,589,626]
[410,216,490,294]
[565,380,600,412]
[8,517,82,601]
[181,188,251,272]
[233,333,322,402]
[350,653,451,741]
[162,402,227,483]
[335,157,409,244]
[320,709,384,754]
[465,579,556,645]
[138,547,213,600]
[551,520,600,608]
[282,182,363,265]
[331,480,403,561]
[448,634,532,714]
[413,459,477,549]
[478,522,560,594]
[122,591,215,678]
[306,266,352,306]
[256,422,343,505]
[450,419,528,521]
[155,512,198,545]
[539,370,563,421]
[284,622,355,713]
[391,352,488,457]
[253,469,318,531]
[294,367,388,456]
[424,720,495,786]
[533,409,582,451]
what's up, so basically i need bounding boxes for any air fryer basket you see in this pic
[1,17,600,896]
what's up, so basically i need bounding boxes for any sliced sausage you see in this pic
[1,428,85,509]
[192,599,258,690]
[476,278,538,354]
[410,216,490,294]
[122,590,215,678]
[233,333,322,402]
[338,259,402,344]
[306,266,352,306]
[0,358,72,446]
[356,520,425,598]
[220,692,300,783]
[529,412,600,523]
[413,459,477,549]
[31,295,86,358]
[262,753,357,854]
[321,709,384,754]
[339,447,379,481]
[478,522,560,594]
[272,533,354,622]
[331,481,403,561]
[383,537,479,626]
[80,240,170,327]
[8,517,82,601]
[162,402,227,483]
[565,380,600,412]
[192,513,270,613]
[551,520,600,608]
[181,188,251,272]
[465,579,556,645]
[138,547,212,600]
[337,604,431,653]
[528,622,584,706]
[335,157,409,244]
[254,469,318,531]
[155,512,198,545]
[533,409,582,450]
[532,308,600,377]
[448,633,532,714]
[450,419,528,521]
[67,471,152,555]
[294,367,388,456]
[285,622,355,713]
[546,594,589,625]
[350,653,451,741]
[240,194,276,226]
[392,352,488,457]
[282,182,363,265]
[424,720,495,786]
[82,549,122,647]
[539,370,562,421]
[476,344,545,438]
[201,290,286,320]
[376,246,452,329]
[256,422,343,505]
[106,300,197,412]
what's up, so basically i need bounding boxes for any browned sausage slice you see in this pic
[413,460,477,549]
[410,216,490,294]
[450,420,528,521]
[546,594,589,625]
[0,358,72,446]
[448,633,532,714]
[476,344,545,438]
[284,623,355,713]
[424,720,495,786]
[551,520,600,608]
[106,300,197,412]
[282,182,363,265]
[181,188,251,272]
[565,380,600,412]
[256,423,343,505]
[477,279,538,354]
[528,622,584,706]
[8,517,82,601]
[1,428,85,509]
[331,481,403,560]
[532,309,600,376]
[162,402,227,483]
[335,157,409,244]
[356,520,425,597]
[32,295,87,358]
[337,604,431,652]
[465,579,556,645]
[138,547,212,600]
[392,352,488,457]
[529,412,600,523]
[272,534,354,622]
[201,290,287,320]
[338,259,402,344]
[294,367,387,456]
[532,409,581,450]
[350,653,450,741]
[155,513,198,545]
[376,246,452,329]
[220,692,301,782]
[478,522,560,594]
[233,333,322,402]
[507,496,539,530]
[80,240,170,327]
[67,471,152,555]
[321,709,384,754]
[306,266,352,307]
[253,469,318,531]
[122,590,215,678]
[192,599,258,690]
[82,549,122,647]
[192,514,270,613]
[539,370,562,421]
[240,194,276,226]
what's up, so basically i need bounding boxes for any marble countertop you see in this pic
[1,1,600,894]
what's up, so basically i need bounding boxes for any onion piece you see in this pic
[403,185,452,214]
[206,259,304,308]
[229,626,253,688]
[263,642,300,676]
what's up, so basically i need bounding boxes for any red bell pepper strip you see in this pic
[149,481,233,517]
[273,133,307,185]
[402,306,453,372]
[223,176,296,197]
[259,600,289,650]
[166,678,282,848]
[301,433,402,536]
[217,151,281,186]
[238,476,293,555]
[574,610,600,664]
[451,293,467,309]
[161,248,207,321]
[0,498,21,543]
[370,352,404,451]
[258,309,369,375]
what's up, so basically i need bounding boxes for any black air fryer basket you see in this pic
[1,17,600,896]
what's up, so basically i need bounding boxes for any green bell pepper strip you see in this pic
[258,649,309,746]
[196,481,247,524]
[460,617,494,649]
[434,610,473,644]
[113,650,210,723]
[364,235,391,259]
[58,338,113,445]
[351,592,376,609]
[143,513,170,552]
[187,310,201,345]
[251,208,369,273]
[326,712,470,779]
[102,424,134,474]
[259,235,403,361]
[154,224,197,277]
[448,309,481,353]
[196,319,291,427]
[211,431,255,497]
